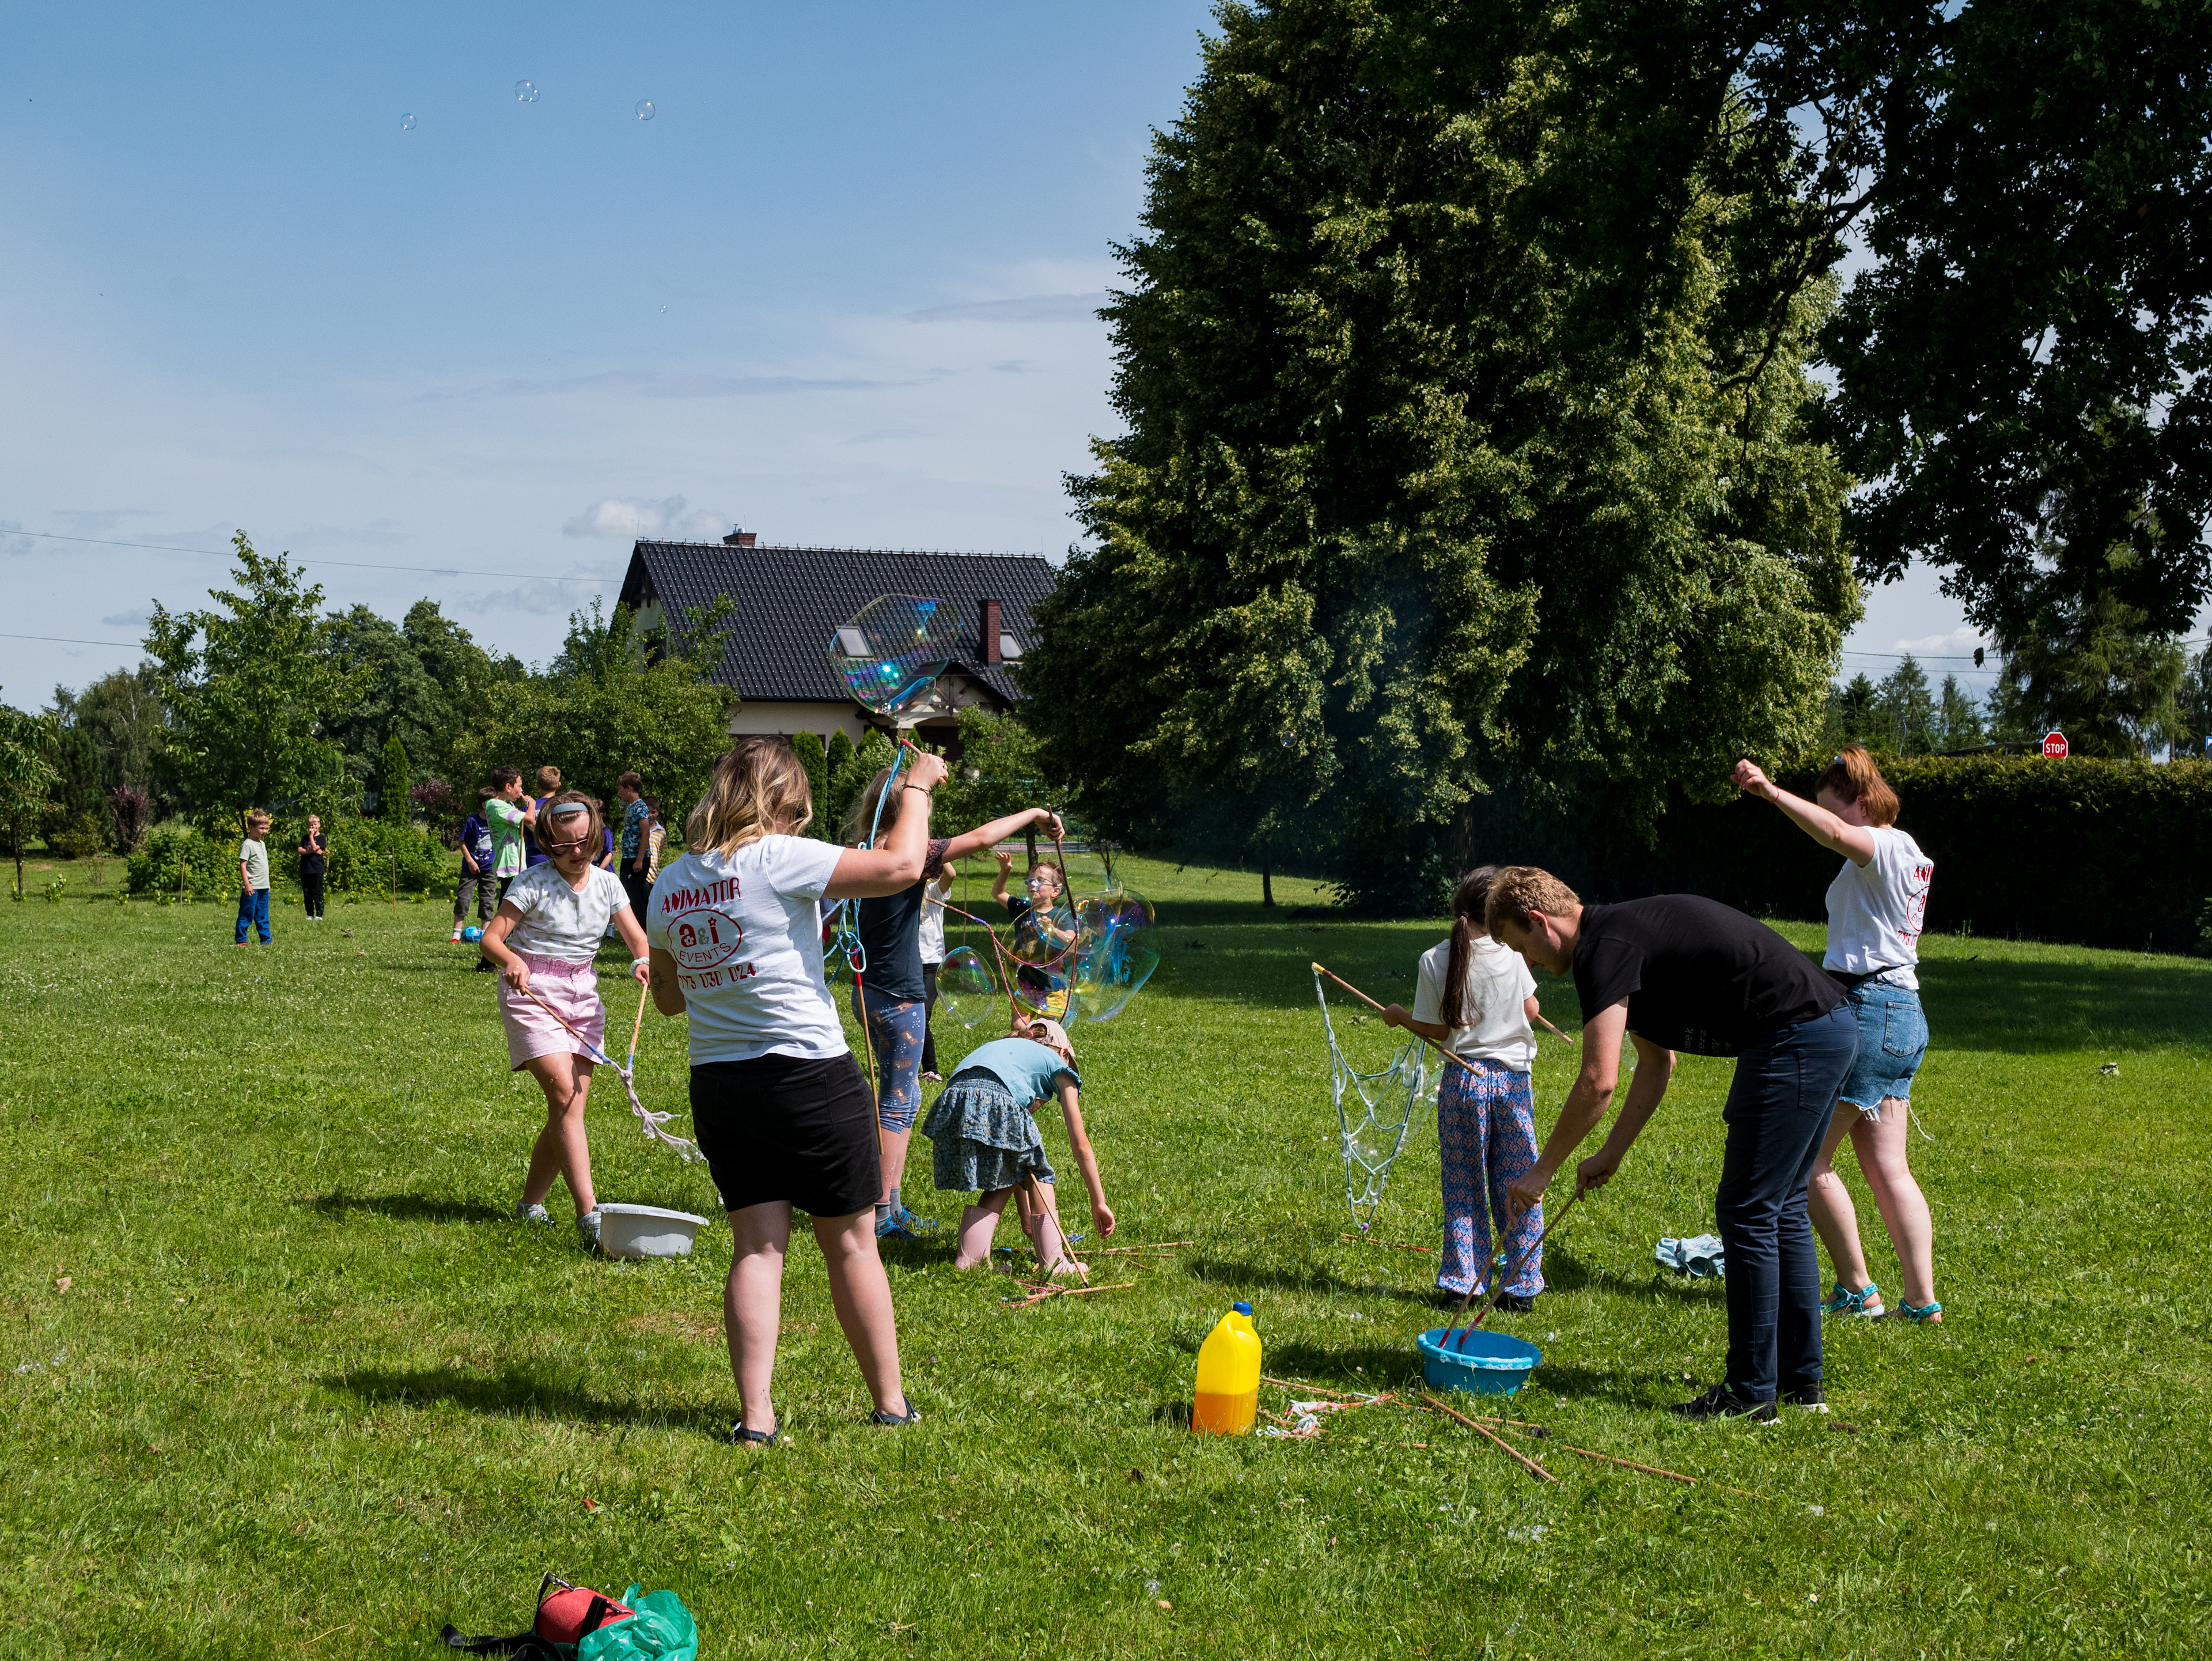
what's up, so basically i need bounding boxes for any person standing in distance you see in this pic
[1734,747,1941,1323]
[297,814,328,922]
[616,772,653,917]
[1488,868,1856,1420]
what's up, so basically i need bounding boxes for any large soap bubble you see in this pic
[935,947,999,1028]
[1007,899,1078,968]
[830,595,958,720]
[1071,889,1158,1021]
[1009,962,1075,1024]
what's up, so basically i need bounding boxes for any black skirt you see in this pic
[689,1051,879,1218]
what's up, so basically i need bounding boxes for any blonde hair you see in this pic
[843,765,899,845]
[1814,744,1900,826]
[1484,866,1582,936]
[535,765,563,793]
[688,738,815,856]
[536,789,603,855]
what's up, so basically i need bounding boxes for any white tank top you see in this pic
[1823,825,1933,990]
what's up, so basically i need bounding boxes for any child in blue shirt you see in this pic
[921,1017,1113,1276]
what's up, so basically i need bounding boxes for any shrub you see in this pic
[790,732,829,839]
[127,825,242,899]
[317,815,450,895]
[108,785,153,852]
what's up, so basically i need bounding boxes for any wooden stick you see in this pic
[1416,1393,1558,1483]
[1441,1191,1578,1344]
[1312,962,1479,1072]
[626,978,649,1071]
[1533,1012,1578,1043]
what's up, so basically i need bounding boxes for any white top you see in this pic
[1412,934,1537,1069]
[918,872,952,965]
[503,862,630,962]
[1823,825,1933,990]
[646,836,847,1064]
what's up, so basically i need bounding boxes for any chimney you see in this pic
[980,598,1002,665]
[722,528,757,547]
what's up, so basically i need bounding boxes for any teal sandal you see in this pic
[1821,1280,1885,1318]
[1894,1299,1944,1323]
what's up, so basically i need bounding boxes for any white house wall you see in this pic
[727,702,873,744]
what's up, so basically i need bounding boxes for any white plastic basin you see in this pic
[597,1203,710,1261]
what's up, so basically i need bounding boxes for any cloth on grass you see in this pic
[922,1070,1056,1193]
[1656,1234,1728,1278]
[498,954,605,1070]
[578,1586,698,1661]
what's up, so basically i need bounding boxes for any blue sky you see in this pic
[2,0,1988,705]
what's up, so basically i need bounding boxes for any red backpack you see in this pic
[442,1573,635,1659]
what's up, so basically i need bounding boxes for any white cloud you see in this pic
[561,496,728,542]
[465,580,586,618]
[1888,625,1988,660]
[906,293,1109,324]
[101,608,153,628]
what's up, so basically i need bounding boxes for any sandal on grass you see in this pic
[730,1414,781,1448]
[1821,1280,1885,1318]
[870,1396,921,1427]
[1895,1299,1943,1323]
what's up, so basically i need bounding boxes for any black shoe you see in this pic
[1778,1380,1828,1412]
[1495,1292,1537,1314]
[731,1414,781,1448]
[1669,1382,1777,1423]
[870,1395,921,1427]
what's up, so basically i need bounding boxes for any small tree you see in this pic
[790,732,830,838]
[108,784,153,852]
[377,734,411,824]
[0,703,60,899]
[1876,656,1937,756]
[1935,674,1986,752]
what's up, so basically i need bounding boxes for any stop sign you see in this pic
[2043,729,2069,759]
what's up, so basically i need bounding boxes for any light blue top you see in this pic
[955,1036,1081,1104]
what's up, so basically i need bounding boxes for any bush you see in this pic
[316,815,451,896]
[1529,756,2212,954]
[127,825,243,899]
[49,811,108,860]
[790,732,829,839]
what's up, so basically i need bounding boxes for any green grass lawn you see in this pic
[3,856,2207,1657]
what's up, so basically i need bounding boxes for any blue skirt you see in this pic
[921,1069,1056,1193]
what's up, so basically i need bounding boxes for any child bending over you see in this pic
[921,1016,1113,1277]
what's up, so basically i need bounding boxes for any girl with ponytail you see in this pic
[1384,866,1548,1311]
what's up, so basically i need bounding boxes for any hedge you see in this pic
[1551,758,2212,954]
[127,815,452,901]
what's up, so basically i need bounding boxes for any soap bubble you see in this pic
[400,113,416,131]
[635,99,656,120]
[1009,964,1074,1024]
[1007,899,1078,967]
[935,947,998,1028]
[514,80,539,103]
[830,593,959,718]
[1071,890,1158,1021]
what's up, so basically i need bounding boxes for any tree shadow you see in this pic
[302,1192,504,1224]
[1915,955,2212,1053]
[323,1364,725,1435]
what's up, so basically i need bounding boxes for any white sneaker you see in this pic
[514,1200,550,1223]
[578,1207,603,1250]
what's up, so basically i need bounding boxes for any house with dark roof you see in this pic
[618,531,1056,751]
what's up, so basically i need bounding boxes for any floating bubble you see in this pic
[1071,889,1158,1021]
[1007,899,1078,967]
[400,113,416,131]
[830,593,959,719]
[636,99,656,120]
[514,80,539,103]
[1009,964,1075,1024]
[935,947,999,1028]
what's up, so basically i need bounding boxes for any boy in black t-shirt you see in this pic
[1486,868,1854,1422]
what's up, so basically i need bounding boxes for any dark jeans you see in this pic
[620,867,653,921]
[234,887,271,943]
[920,960,940,1074]
[453,870,495,923]
[300,871,325,918]
[1715,1004,1858,1400]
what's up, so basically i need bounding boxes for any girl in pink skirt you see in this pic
[479,789,652,1247]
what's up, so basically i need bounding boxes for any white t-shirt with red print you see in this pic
[1823,825,1934,990]
[647,835,847,1064]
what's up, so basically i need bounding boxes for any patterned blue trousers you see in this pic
[1437,1058,1544,1297]
[853,981,928,1133]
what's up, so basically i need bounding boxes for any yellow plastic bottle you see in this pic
[1192,1301,1262,1435]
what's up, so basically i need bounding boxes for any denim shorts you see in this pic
[1836,979,1928,1114]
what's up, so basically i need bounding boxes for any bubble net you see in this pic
[1313,966,1430,1228]
[830,595,959,720]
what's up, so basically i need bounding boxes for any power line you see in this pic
[0,631,144,649]
[0,527,615,583]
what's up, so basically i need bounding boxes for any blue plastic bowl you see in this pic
[1416,1326,1542,1396]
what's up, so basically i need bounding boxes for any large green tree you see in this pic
[144,534,373,824]
[321,599,520,804]
[0,701,60,898]
[446,599,734,826]
[53,666,170,808]
[1989,592,2187,758]
[1025,0,1855,908]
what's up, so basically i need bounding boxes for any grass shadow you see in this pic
[324,1364,725,1434]
[1186,1257,1438,1307]
[304,1192,504,1224]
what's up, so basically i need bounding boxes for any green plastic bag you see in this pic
[577,1586,698,1661]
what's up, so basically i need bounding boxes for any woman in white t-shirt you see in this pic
[478,790,650,1247]
[1734,746,1941,1323]
[645,736,950,1447]
[1383,865,1548,1311]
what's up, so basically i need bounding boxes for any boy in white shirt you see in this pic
[1384,865,1547,1311]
